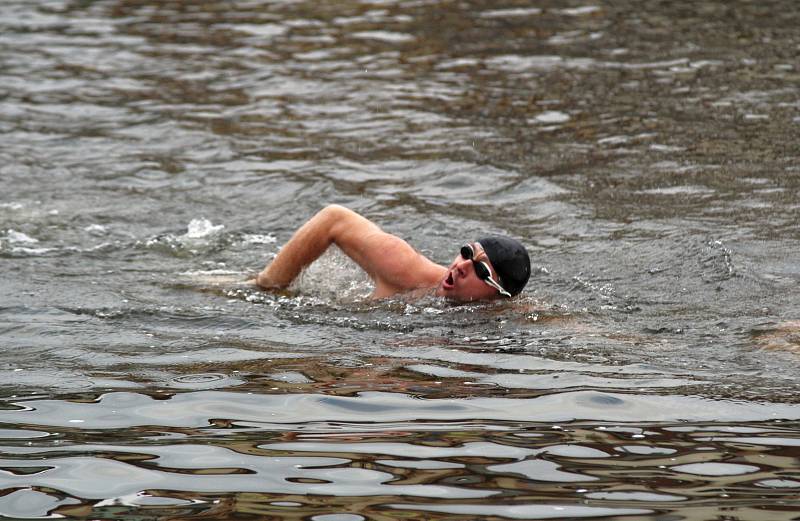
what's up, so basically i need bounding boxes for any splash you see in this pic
[242,233,277,245]
[184,218,224,239]
[291,247,374,302]
[4,229,38,244]
[138,218,228,257]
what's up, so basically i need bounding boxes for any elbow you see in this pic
[320,204,355,237]
[320,204,349,221]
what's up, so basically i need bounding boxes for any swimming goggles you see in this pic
[460,243,512,298]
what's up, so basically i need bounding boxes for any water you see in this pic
[2,0,800,519]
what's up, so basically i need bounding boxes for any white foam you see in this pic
[597,135,629,145]
[243,233,277,245]
[559,6,602,15]
[480,7,542,18]
[185,218,224,238]
[222,23,287,38]
[531,111,570,124]
[84,224,108,235]
[5,230,38,244]
[352,31,415,43]
[11,247,54,255]
[180,269,247,285]
[649,144,686,152]
[180,269,242,276]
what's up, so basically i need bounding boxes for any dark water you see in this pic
[2,0,800,519]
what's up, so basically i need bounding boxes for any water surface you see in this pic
[2,0,800,519]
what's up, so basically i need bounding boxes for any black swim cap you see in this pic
[477,236,531,297]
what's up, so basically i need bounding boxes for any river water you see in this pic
[2,0,800,519]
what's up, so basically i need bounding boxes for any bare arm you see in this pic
[255,205,445,296]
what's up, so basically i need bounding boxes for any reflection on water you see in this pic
[2,0,800,519]
[2,389,800,519]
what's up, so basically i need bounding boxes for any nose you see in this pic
[455,257,473,276]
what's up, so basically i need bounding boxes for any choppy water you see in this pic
[2,0,800,519]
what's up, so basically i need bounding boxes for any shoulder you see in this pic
[370,236,446,294]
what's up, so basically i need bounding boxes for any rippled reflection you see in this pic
[1,389,800,519]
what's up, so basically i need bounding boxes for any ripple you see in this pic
[116,493,197,507]
[0,445,492,500]
[218,23,288,39]
[639,185,715,195]
[262,441,537,460]
[0,428,51,439]
[615,445,677,455]
[699,436,800,447]
[3,391,800,429]
[351,31,414,43]
[376,459,463,469]
[587,394,626,406]
[559,6,602,16]
[671,462,761,476]
[267,371,314,384]
[0,489,79,519]
[169,373,244,390]
[312,515,365,521]
[486,55,596,72]
[586,491,686,502]
[756,479,800,488]
[488,459,598,482]
[531,111,571,124]
[388,503,651,519]
[480,7,542,18]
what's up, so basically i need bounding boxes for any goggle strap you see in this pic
[484,276,512,298]
[462,244,512,298]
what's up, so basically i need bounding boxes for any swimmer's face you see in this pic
[435,242,504,302]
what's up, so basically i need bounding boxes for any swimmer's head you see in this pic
[437,236,531,301]
[476,236,531,297]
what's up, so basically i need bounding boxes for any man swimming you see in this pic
[254,205,531,302]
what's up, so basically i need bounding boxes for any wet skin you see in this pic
[256,205,506,303]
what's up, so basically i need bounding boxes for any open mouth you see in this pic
[443,271,455,289]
